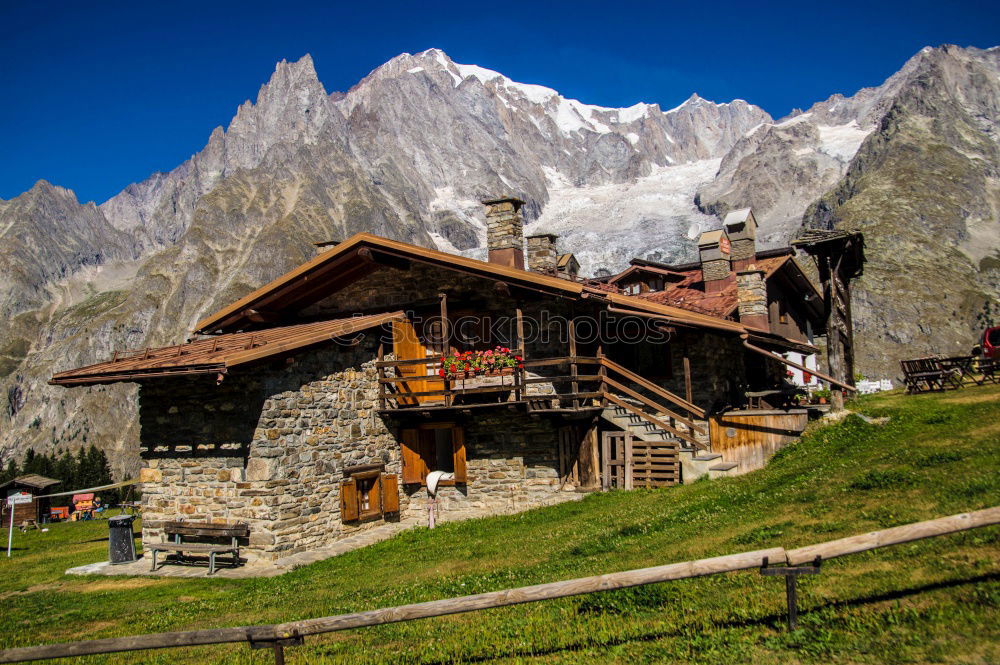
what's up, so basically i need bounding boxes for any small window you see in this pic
[401,425,467,485]
[341,466,399,523]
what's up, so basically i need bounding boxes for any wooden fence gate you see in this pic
[602,432,679,490]
[601,431,633,490]
[631,440,679,488]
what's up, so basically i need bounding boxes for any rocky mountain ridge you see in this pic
[0,45,996,475]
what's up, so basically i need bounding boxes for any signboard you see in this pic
[7,492,32,557]
[6,492,32,506]
[719,236,731,255]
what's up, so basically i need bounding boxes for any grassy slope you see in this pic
[1,386,998,664]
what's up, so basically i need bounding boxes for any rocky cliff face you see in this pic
[802,45,1000,378]
[0,45,996,473]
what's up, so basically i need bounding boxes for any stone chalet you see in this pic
[51,201,846,563]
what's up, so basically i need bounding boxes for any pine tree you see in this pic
[0,459,17,484]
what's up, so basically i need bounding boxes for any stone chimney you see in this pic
[697,229,733,294]
[723,208,758,272]
[736,266,768,331]
[526,233,559,273]
[483,197,526,270]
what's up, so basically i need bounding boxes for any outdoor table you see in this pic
[938,355,982,385]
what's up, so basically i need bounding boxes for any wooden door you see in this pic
[601,431,633,490]
[392,318,436,405]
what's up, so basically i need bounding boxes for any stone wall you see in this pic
[137,338,577,561]
[641,332,748,414]
[138,341,399,562]
[400,415,569,521]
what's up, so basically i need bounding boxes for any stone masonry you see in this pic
[526,233,559,273]
[137,338,577,562]
[484,197,525,269]
[737,269,768,330]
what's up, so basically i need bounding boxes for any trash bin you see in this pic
[108,514,137,564]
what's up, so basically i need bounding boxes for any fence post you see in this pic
[760,557,821,630]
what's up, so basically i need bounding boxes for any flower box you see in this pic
[438,347,523,380]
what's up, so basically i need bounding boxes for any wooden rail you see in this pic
[1,506,996,664]
[604,393,699,449]
[600,357,705,419]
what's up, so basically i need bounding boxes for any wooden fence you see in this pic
[0,506,997,664]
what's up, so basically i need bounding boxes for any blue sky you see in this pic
[1,0,997,203]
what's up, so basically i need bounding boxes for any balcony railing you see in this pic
[375,353,607,411]
[375,353,707,450]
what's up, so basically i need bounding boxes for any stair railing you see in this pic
[598,357,708,451]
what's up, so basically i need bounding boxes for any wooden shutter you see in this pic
[401,429,424,485]
[382,474,400,514]
[393,318,432,405]
[451,426,467,483]
[340,479,359,522]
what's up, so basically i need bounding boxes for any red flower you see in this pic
[449,364,457,373]
[438,369,445,377]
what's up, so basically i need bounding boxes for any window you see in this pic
[340,465,399,523]
[400,424,467,485]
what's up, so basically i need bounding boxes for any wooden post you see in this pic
[596,343,606,404]
[683,355,692,406]
[515,307,525,402]
[600,432,611,491]
[623,432,634,490]
[578,417,600,490]
[823,255,845,411]
[438,292,449,353]
[569,318,579,409]
[437,293,451,407]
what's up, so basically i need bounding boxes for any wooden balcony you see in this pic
[375,354,604,416]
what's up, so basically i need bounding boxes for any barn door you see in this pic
[601,431,633,490]
[392,318,436,405]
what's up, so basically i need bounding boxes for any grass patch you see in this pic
[850,469,916,490]
[0,385,998,663]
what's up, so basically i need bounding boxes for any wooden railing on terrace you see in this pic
[376,352,708,450]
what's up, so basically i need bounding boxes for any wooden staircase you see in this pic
[597,358,739,485]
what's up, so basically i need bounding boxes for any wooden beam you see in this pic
[683,355,692,405]
[787,506,1000,566]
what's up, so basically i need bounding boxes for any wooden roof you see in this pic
[192,232,747,336]
[49,311,404,386]
[0,475,61,491]
[195,233,588,334]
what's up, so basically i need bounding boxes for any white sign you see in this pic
[7,493,32,557]
[6,493,32,507]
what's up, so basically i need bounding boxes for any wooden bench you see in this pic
[148,521,249,575]
[900,357,962,394]
[977,357,1000,384]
